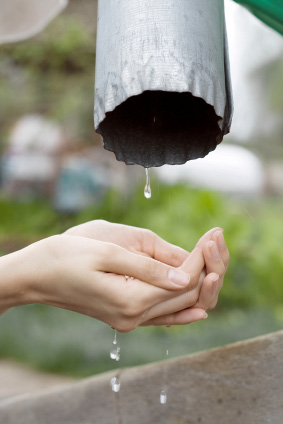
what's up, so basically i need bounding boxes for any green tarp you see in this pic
[234,0,283,35]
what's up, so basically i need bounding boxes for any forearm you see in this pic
[0,247,37,314]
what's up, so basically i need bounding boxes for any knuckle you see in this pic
[44,235,61,255]
[123,298,144,319]
[184,290,199,308]
[198,270,206,286]
[189,273,201,290]
[143,229,155,240]
[171,247,188,267]
[208,296,218,310]
[141,229,157,250]
[116,289,144,319]
[218,262,226,275]
[95,219,106,225]
[170,250,180,267]
[116,318,137,333]
[190,291,200,307]
[97,243,117,266]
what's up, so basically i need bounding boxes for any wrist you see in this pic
[0,244,40,313]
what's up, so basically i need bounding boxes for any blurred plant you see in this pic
[0,17,96,143]
[1,18,95,74]
[248,57,283,160]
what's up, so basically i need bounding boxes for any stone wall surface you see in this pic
[0,360,76,399]
[0,330,283,424]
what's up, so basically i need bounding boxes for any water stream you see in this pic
[109,170,171,401]
[160,348,169,404]
[110,330,121,392]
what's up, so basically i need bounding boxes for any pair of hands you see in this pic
[0,220,229,333]
[21,220,228,332]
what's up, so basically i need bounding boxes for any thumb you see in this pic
[97,242,191,290]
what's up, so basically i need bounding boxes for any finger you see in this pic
[140,308,208,326]
[142,230,189,267]
[195,272,220,310]
[143,248,206,319]
[168,227,223,268]
[203,241,226,277]
[142,227,222,267]
[179,247,204,280]
[201,242,225,311]
[211,231,229,270]
[195,227,223,249]
[97,242,191,290]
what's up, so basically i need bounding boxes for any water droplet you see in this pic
[111,377,121,393]
[110,330,120,360]
[160,389,167,404]
[110,347,120,361]
[144,168,151,199]
[144,186,151,199]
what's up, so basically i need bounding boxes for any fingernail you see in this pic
[216,231,226,250]
[197,311,208,320]
[212,273,219,283]
[168,269,190,287]
[193,310,208,321]
[209,241,220,260]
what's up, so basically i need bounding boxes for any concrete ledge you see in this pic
[0,330,283,424]
[0,361,75,400]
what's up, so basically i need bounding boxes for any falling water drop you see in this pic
[159,348,169,404]
[110,330,121,392]
[144,168,151,199]
[160,389,167,404]
[111,377,121,393]
[110,329,120,361]
[110,347,120,361]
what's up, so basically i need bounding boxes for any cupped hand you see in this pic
[65,220,229,323]
[64,220,190,266]
[26,234,209,332]
[0,221,229,331]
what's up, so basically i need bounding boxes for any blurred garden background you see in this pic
[0,0,282,379]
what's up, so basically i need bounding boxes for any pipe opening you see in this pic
[97,90,223,168]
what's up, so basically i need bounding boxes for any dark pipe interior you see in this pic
[97,90,223,168]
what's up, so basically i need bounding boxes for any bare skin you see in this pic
[0,220,229,332]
